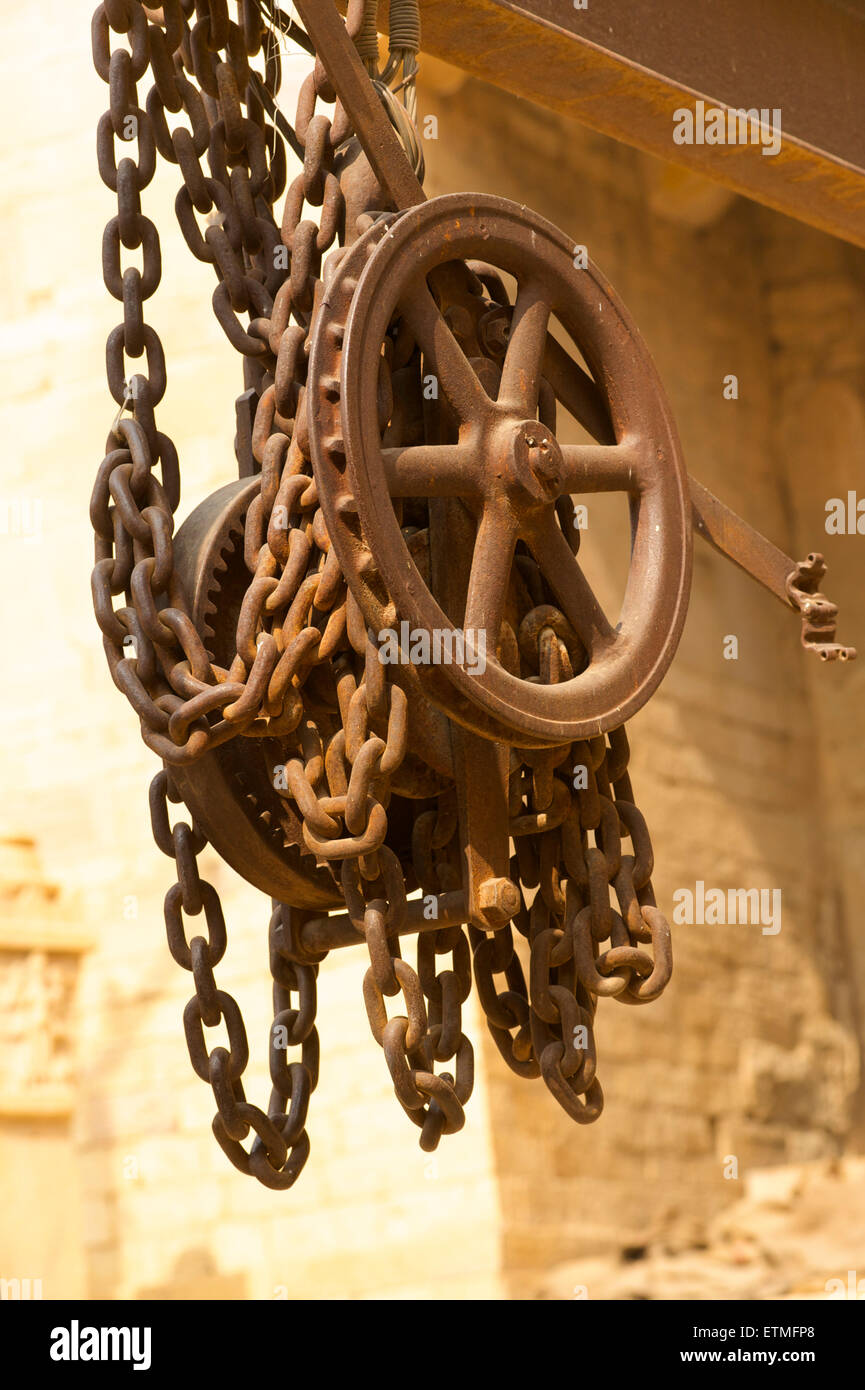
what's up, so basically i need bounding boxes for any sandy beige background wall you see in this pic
[1,5,863,1301]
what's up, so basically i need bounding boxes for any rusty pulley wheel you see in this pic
[169,478,343,910]
[310,193,692,745]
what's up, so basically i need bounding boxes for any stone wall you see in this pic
[0,10,862,1301]
[418,65,865,1297]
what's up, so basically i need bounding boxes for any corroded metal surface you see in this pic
[89,0,854,1191]
[691,478,855,661]
[310,193,693,743]
[170,478,343,906]
[353,0,865,251]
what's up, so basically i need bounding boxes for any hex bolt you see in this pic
[477,876,521,924]
[479,312,510,358]
[526,434,561,492]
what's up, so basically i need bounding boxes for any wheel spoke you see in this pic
[463,505,518,659]
[558,440,643,495]
[399,279,492,423]
[542,334,615,444]
[524,510,616,654]
[498,279,551,416]
[381,443,477,498]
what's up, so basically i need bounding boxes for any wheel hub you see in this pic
[309,192,693,746]
[499,419,563,502]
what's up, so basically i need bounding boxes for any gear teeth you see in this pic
[201,598,218,648]
[262,811,281,838]
[201,521,244,659]
[212,526,238,576]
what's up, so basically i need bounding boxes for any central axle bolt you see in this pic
[526,433,561,494]
[478,876,521,925]
[478,309,510,359]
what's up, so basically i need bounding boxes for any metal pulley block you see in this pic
[147,169,687,1160]
[309,192,693,746]
[168,477,342,909]
[90,0,856,1191]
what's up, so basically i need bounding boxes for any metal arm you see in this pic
[293,0,425,211]
[690,476,856,661]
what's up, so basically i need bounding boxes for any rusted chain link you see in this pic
[92,0,289,764]
[336,612,473,1146]
[151,769,319,1189]
[471,635,673,1125]
[92,2,674,1187]
[91,1,368,765]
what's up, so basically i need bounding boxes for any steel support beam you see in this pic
[364,0,865,250]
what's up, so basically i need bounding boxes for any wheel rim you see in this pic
[318,193,692,743]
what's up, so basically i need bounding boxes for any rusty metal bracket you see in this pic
[690,477,856,662]
[360,0,865,252]
[293,0,425,213]
[299,889,468,954]
[786,554,856,663]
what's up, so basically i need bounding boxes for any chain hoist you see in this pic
[91,0,854,1189]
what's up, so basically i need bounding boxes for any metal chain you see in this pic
[92,1,674,1184]
[92,0,288,765]
[471,634,673,1125]
[150,768,320,1188]
[91,1,372,766]
[337,611,473,1147]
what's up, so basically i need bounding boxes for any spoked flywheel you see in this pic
[310,193,693,746]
